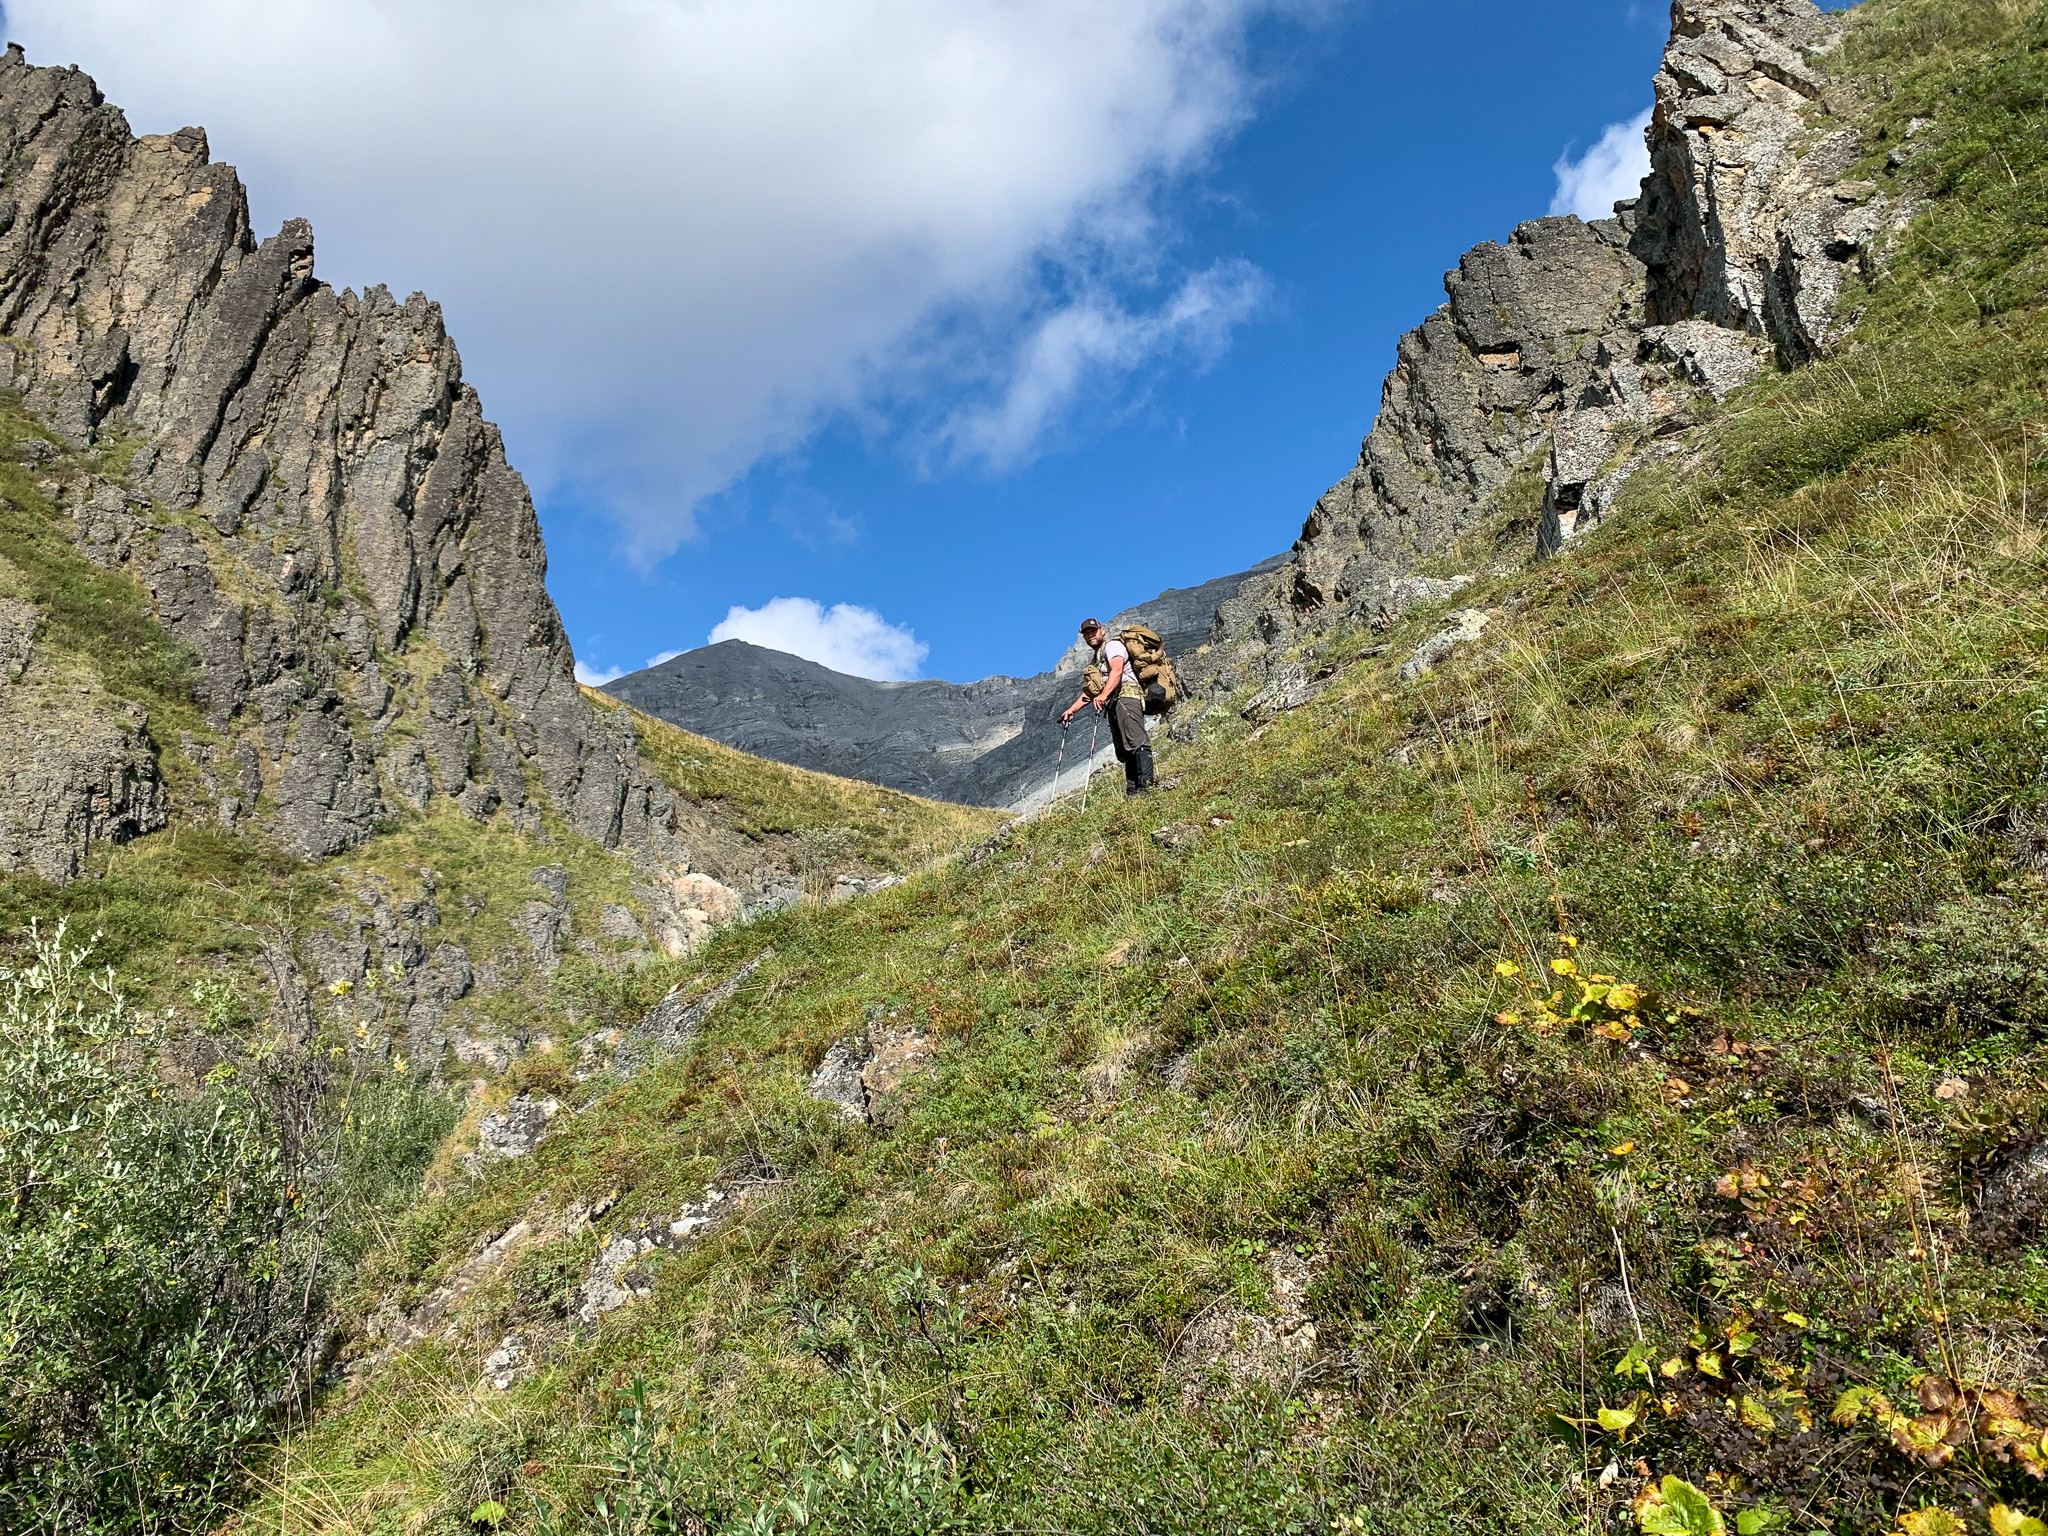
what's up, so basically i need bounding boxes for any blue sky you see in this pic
[583,0,1671,683]
[4,0,1851,685]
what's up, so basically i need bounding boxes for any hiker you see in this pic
[1060,617,1155,796]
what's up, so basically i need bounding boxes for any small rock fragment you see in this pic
[1401,609,1493,682]
[476,1094,560,1160]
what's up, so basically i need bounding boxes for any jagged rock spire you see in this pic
[0,48,679,864]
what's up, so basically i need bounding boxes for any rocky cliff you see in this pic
[606,558,1286,808]
[1193,0,1902,693]
[0,46,690,874]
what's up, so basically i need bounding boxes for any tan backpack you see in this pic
[1117,624,1179,715]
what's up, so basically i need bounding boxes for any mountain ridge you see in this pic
[606,555,1289,807]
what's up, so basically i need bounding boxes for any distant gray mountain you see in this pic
[604,558,1287,808]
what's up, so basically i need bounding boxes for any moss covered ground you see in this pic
[230,3,2048,1532]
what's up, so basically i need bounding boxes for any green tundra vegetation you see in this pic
[7,0,2048,1531]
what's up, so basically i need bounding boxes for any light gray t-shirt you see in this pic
[1095,639,1141,697]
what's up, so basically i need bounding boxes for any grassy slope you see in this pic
[590,688,1000,870]
[0,382,1000,1530]
[253,4,2048,1533]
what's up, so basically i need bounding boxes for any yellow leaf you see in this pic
[1988,1506,2048,1536]
[1496,1011,1522,1025]
[1893,1508,1967,1536]
[1560,935,1580,947]
[1609,984,1642,1010]
[1610,1141,1636,1156]
[1494,960,1521,977]
[1696,1352,1724,1379]
[1738,1395,1775,1432]
[1661,1357,1687,1378]
[1598,1403,1639,1434]
[1780,1312,1808,1328]
[1552,957,1579,975]
[1831,1386,1893,1427]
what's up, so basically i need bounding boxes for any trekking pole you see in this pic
[1052,718,1069,803]
[1081,713,1101,812]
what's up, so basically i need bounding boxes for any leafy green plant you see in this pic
[0,922,301,1532]
[0,920,446,1533]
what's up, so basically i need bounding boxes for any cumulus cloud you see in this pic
[573,659,626,686]
[1550,107,1653,221]
[709,598,928,681]
[5,0,1312,559]
[941,259,1270,470]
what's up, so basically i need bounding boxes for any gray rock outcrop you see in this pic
[1200,0,1901,681]
[475,1094,560,1161]
[0,46,687,868]
[805,1007,935,1127]
[0,685,167,881]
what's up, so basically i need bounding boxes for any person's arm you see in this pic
[1060,684,1093,722]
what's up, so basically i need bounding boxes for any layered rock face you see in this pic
[0,682,167,881]
[0,48,680,867]
[608,558,1285,808]
[1201,0,1895,684]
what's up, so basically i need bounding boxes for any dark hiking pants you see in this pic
[1106,695,1151,792]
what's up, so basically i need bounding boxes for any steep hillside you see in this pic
[605,559,1288,809]
[236,2,2048,1533]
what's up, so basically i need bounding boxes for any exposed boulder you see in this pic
[1401,609,1495,681]
[575,1191,731,1325]
[806,1009,935,1127]
[475,1094,560,1161]
[578,950,772,1082]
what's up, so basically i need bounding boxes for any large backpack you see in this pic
[1117,624,1179,715]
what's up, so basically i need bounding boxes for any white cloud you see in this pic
[573,660,626,686]
[645,650,684,669]
[1550,107,1653,221]
[5,0,1314,559]
[941,259,1270,470]
[709,598,928,681]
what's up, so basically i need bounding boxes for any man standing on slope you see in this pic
[1060,618,1155,796]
